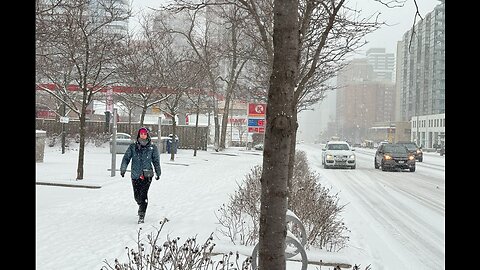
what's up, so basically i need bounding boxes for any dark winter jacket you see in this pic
[120,128,161,180]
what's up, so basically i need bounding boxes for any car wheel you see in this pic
[410,166,416,172]
[323,163,329,169]
[374,157,379,169]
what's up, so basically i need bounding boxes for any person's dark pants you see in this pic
[131,178,152,217]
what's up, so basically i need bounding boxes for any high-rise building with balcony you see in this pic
[396,2,445,122]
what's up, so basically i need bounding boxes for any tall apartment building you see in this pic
[37,0,129,35]
[90,0,129,35]
[396,2,445,122]
[366,48,395,83]
[336,59,395,143]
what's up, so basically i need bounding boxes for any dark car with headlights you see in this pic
[396,141,423,162]
[374,143,416,172]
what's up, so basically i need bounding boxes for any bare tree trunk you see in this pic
[177,112,186,125]
[140,106,147,126]
[287,108,299,208]
[220,93,232,149]
[76,107,87,180]
[258,0,299,269]
[213,95,220,152]
[170,117,177,161]
[128,110,133,135]
[61,102,66,154]
[193,94,201,157]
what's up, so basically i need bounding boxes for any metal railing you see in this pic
[251,209,308,269]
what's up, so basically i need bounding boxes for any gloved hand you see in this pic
[120,171,125,177]
[155,175,160,180]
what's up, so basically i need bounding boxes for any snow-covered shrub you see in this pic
[102,218,253,270]
[215,166,262,246]
[215,150,349,252]
[47,133,59,147]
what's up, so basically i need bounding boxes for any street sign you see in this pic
[247,103,267,134]
[248,118,265,127]
[59,117,69,123]
[248,103,266,117]
[248,127,265,133]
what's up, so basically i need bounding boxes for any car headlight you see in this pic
[408,155,415,160]
[326,154,334,160]
[349,155,355,159]
[384,155,392,160]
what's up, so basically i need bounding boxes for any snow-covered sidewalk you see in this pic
[36,143,364,269]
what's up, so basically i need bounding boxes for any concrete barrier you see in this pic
[36,130,47,163]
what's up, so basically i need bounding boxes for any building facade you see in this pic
[394,2,445,148]
[366,48,395,83]
[411,113,445,149]
[336,58,396,144]
[397,2,445,122]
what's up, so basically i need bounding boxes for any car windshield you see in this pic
[384,145,408,153]
[399,143,417,150]
[327,144,350,150]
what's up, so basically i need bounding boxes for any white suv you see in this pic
[321,141,356,169]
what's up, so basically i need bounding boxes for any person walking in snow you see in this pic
[120,127,161,224]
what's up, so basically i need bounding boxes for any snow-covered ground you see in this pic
[36,142,445,269]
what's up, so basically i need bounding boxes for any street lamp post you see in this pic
[110,108,117,177]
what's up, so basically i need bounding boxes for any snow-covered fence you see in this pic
[35,118,208,150]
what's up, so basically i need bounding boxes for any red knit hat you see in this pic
[139,127,148,135]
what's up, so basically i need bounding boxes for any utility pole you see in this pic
[111,108,117,177]
[157,116,162,154]
[61,102,66,154]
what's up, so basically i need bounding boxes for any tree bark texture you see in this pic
[258,0,299,269]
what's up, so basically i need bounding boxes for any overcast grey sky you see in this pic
[128,0,442,143]
[355,0,441,55]
[129,0,441,55]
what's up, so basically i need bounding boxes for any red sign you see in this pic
[248,127,265,134]
[36,110,56,119]
[248,103,266,117]
[229,118,247,124]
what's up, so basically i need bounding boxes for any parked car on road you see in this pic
[254,143,264,150]
[109,132,133,154]
[321,140,356,169]
[396,141,423,162]
[374,143,416,172]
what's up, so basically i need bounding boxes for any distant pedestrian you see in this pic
[120,127,161,224]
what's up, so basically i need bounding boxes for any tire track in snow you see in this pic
[332,169,444,269]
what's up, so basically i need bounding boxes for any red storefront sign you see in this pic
[248,127,265,133]
[36,110,56,119]
[248,103,266,117]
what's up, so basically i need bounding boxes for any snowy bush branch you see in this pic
[215,150,350,252]
[102,218,253,269]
